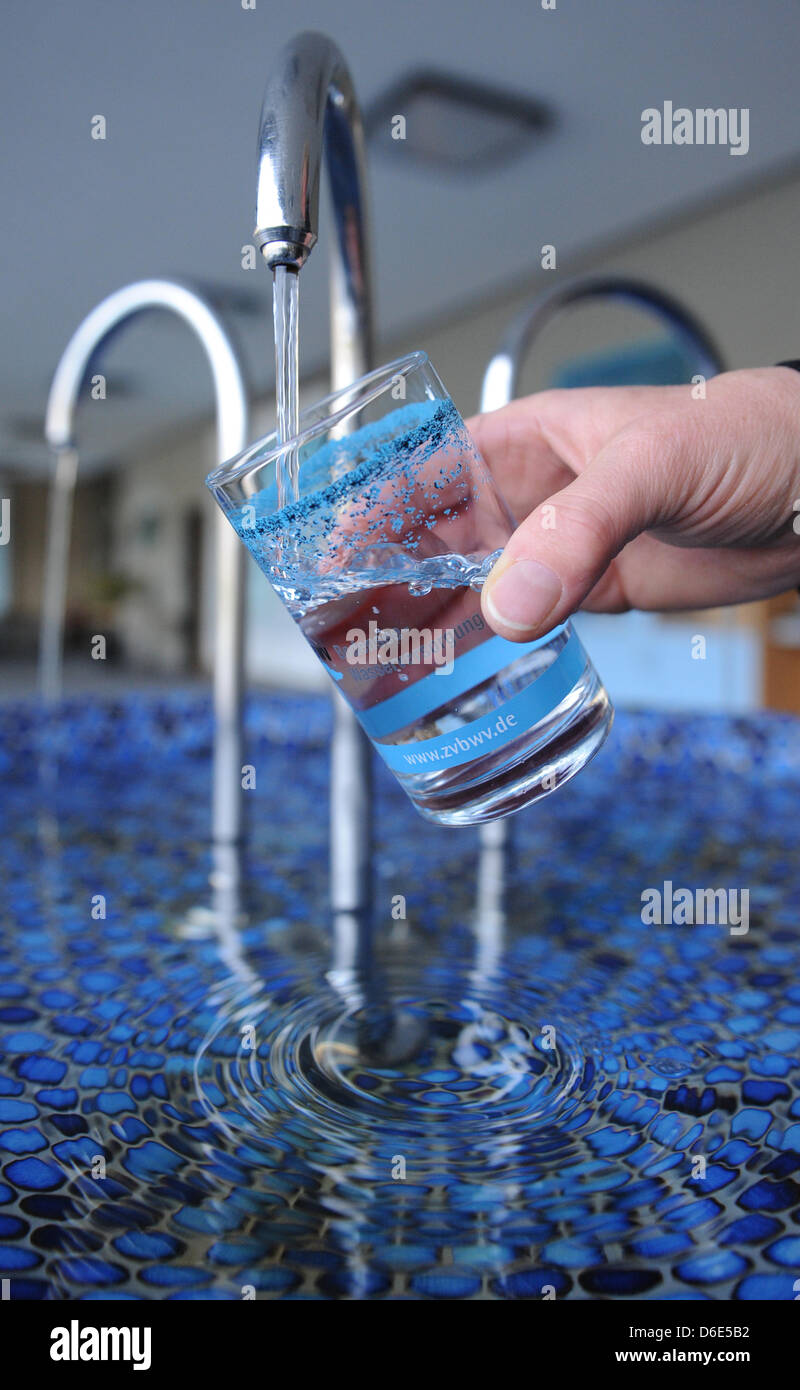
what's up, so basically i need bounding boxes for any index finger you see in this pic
[466,383,690,524]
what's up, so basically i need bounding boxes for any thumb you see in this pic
[481,435,666,640]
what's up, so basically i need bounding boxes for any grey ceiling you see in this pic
[2,0,799,473]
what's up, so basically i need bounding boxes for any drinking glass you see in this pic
[207,351,613,824]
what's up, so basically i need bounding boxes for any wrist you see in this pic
[772,363,800,415]
[773,367,800,583]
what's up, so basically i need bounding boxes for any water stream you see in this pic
[273,265,300,507]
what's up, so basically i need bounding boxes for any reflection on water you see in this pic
[1,693,799,1299]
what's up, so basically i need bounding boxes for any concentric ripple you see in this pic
[194,966,585,1162]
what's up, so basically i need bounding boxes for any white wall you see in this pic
[114,394,327,687]
[115,427,216,675]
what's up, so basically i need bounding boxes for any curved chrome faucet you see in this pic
[255,32,373,386]
[254,32,375,926]
[40,277,249,849]
[478,273,726,863]
[481,274,725,413]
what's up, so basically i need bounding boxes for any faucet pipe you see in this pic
[255,33,375,923]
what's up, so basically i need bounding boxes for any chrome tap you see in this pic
[254,32,375,928]
[478,273,725,861]
[480,274,724,413]
[40,277,249,849]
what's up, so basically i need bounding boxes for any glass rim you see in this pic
[205,349,430,493]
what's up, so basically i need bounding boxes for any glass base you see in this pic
[402,664,613,826]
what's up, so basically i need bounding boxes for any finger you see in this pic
[467,382,687,470]
[466,399,574,524]
[481,426,677,640]
[583,530,800,613]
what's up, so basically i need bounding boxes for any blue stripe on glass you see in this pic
[356,624,567,739]
[372,630,586,774]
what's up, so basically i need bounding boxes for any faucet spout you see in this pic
[256,31,374,385]
[256,32,375,924]
[257,36,365,257]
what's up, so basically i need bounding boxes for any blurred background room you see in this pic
[3,0,800,714]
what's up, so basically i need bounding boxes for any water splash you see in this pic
[193,955,585,1161]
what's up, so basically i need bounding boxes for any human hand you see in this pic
[472,367,800,640]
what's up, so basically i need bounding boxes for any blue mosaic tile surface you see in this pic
[1,693,799,1299]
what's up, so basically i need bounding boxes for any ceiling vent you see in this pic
[366,70,553,173]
